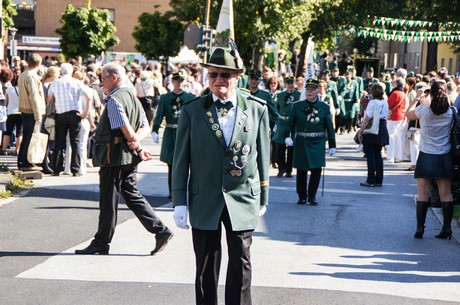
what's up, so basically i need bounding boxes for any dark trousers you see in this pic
[192,206,253,305]
[17,113,35,168]
[296,168,322,200]
[95,163,167,245]
[270,139,278,166]
[363,143,384,184]
[167,164,172,196]
[276,143,293,174]
[52,111,81,175]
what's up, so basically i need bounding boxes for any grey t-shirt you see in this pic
[415,104,452,154]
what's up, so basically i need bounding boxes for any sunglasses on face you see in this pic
[208,72,233,79]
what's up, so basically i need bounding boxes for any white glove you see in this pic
[173,206,189,229]
[335,109,340,115]
[285,137,294,147]
[273,124,277,133]
[152,132,159,143]
[328,148,336,156]
[259,205,267,216]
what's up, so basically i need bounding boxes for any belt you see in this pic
[166,123,178,129]
[296,131,325,138]
[279,115,289,120]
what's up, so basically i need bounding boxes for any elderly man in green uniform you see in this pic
[172,45,270,305]
[340,70,360,133]
[273,76,300,177]
[248,69,279,168]
[152,72,195,198]
[285,79,336,205]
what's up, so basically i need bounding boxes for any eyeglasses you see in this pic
[101,74,112,82]
[208,72,234,79]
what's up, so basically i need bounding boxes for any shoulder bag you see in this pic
[362,104,380,135]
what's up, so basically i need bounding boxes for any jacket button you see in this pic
[224,151,229,156]
[223,188,226,192]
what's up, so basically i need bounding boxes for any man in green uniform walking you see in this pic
[273,76,300,177]
[285,79,336,206]
[152,72,195,198]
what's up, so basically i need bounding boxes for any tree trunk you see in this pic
[296,32,311,78]
[425,41,438,73]
[253,43,264,71]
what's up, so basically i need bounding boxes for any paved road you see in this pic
[1,133,459,305]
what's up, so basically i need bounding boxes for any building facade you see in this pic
[35,0,170,53]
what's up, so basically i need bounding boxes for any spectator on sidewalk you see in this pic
[17,53,46,171]
[406,81,454,240]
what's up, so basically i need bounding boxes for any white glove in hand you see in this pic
[173,206,189,229]
[329,148,336,156]
[152,132,159,143]
[273,124,277,133]
[259,205,267,216]
[285,137,294,147]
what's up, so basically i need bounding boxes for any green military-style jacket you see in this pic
[288,98,336,170]
[153,90,195,165]
[363,77,379,93]
[250,89,279,129]
[341,80,360,119]
[326,80,340,110]
[330,76,346,96]
[272,90,300,144]
[353,76,364,98]
[172,90,270,231]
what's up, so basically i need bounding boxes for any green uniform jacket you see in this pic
[153,91,195,165]
[326,80,340,110]
[330,76,346,96]
[341,80,359,119]
[251,89,279,129]
[272,90,301,144]
[289,99,336,170]
[172,91,271,231]
[363,77,379,93]
[354,76,364,98]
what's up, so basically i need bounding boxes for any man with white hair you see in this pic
[48,63,90,176]
[75,62,173,255]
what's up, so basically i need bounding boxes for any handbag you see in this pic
[362,104,380,135]
[27,124,49,164]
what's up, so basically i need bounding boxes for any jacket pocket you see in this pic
[250,182,261,196]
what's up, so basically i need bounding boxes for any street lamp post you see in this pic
[10,27,18,64]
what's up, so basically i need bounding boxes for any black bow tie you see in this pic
[215,100,234,111]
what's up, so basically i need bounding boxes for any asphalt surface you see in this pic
[0,132,459,305]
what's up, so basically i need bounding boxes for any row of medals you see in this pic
[206,110,249,177]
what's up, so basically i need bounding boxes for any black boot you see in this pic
[436,202,453,240]
[414,201,429,239]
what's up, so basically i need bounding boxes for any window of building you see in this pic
[441,58,445,69]
[384,53,388,68]
[393,53,398,68]
[448,58,453,74]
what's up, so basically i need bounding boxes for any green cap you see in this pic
[201,47,244,73]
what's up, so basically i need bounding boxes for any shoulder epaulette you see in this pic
[248,94,266,105]
[238,88,250,95]
[293,99,304,104]
[183,96,200,105]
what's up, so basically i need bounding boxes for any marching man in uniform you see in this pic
[285,79,336,206]
[172,45,270,305]
[152,72,195,198]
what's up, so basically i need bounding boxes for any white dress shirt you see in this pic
[212,93,237,146]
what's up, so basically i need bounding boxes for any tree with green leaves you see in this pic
[56,0,119,59]
[132,10,184,60]
[2,0,17,31]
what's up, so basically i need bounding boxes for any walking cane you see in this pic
[321,166,325,197]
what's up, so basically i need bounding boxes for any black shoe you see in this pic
[276,172,284,177]
[41,168,53,174]
[435,227,452,240]
[374,183,382,187]
[285,173,293,178]
[151,230,174,255]
[75,241,109,255]
[52,172,60,176]
[360,181,375,187]
[72,173,82,177]
[308,198,318,206]
[271,163,278,169]
[414,226,425,239]
[297,199,307,205]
